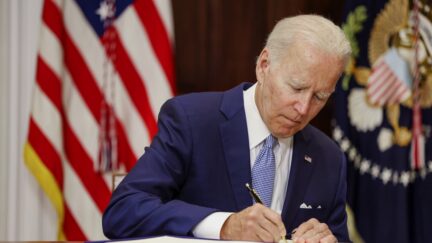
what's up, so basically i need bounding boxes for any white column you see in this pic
[0,0,10,238]
[0,0,56,240]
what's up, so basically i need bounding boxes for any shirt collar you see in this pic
[243,83,272,149]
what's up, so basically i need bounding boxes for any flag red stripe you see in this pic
[368,67,392,92]
[28,119,64,188]
[367,60,386,85]
[368,63,390,87]
[375,77,398,104]
[368,72,393,101]
[391,86,409,104]
[63,118,111,212]
[133,0,175,94]
[64,204,87,240]
[64,34,104,120]
[378,78,402,104]
[36,56,62,111]
[371,59,385,71]
[42,0,64,38]
[108,28,158,138]
[116,120,137,170]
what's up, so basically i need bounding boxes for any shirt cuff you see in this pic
[192,212,233,239]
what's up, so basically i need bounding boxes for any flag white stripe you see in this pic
[368,74,390,97]
[378,78,402,104]
[368,60,386,82]
[63,159,105,240]
[113,74,150,157]
[31,84,63,154]
[368,67,392,93]
[375,75,397,98]
[62,71,106,238]
[62,71,100,166]
[51,0,63,9]
[375,77,399,104]
[391,85,410,103]
[153,0,175,43]
[115,6,173,116]
[63,0,105,89]
[39,24,63,76]
[369,74,396,102]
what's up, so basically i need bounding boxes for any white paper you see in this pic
[111,235,292,243]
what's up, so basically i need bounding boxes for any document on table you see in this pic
[111,235,293,243]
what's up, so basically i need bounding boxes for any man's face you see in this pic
[255,43,344,138]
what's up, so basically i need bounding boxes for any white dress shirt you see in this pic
[192,83,294,239]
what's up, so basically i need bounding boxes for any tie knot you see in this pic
[263,135,276,149]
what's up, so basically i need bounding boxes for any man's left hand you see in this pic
[291,218,337,243]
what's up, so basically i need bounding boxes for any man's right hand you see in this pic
[220,204,286,242]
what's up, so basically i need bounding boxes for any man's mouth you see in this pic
[282,115,301,125]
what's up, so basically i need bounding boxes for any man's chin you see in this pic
[272,128,298,138]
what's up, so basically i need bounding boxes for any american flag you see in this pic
[366,48,412,106]
[23,0,174,240]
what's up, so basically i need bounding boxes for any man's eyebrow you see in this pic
[289,78,308,88]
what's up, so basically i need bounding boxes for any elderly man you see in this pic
[103,14,352,243]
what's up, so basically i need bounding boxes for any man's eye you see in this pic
[290,85,303,92]
[314,94,326,101]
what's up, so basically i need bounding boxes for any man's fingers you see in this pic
[319,234,337,243]
[300,222,330,239]
[257,215,285,242]
[292,219,336,243]
[292,218,319,238]
[254,224,278,243]
[304,228,332,243]
[221,204,286,242]
[262,209,287,237]
[252,204,286,242]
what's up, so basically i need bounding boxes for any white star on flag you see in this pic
[96,0,115,21]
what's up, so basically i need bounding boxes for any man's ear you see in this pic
[256,48,270,84]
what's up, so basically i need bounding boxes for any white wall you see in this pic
[0,0,9,239]
[0,0,57,240]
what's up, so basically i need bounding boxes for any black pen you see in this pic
[245,183,290,243]
[245,183,263,204]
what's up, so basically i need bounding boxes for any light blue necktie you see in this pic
[251,135,276,207]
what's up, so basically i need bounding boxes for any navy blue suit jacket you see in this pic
[102,83,349,241]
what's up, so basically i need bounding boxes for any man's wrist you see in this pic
[220,213,235,240]
[192,212,233,239]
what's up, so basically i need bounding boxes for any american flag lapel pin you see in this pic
[304,155,312,163]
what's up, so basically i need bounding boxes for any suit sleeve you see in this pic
[328,151,350,242]
[102,98,219,239]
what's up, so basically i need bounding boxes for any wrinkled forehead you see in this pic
[270,41,338,66]
[272,47,344,91]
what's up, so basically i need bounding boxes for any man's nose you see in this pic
[294,93,312,115]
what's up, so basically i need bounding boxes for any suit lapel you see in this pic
[219,83,253,211]
[281,127,316,230]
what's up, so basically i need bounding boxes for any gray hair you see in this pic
[264,14,352,66]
